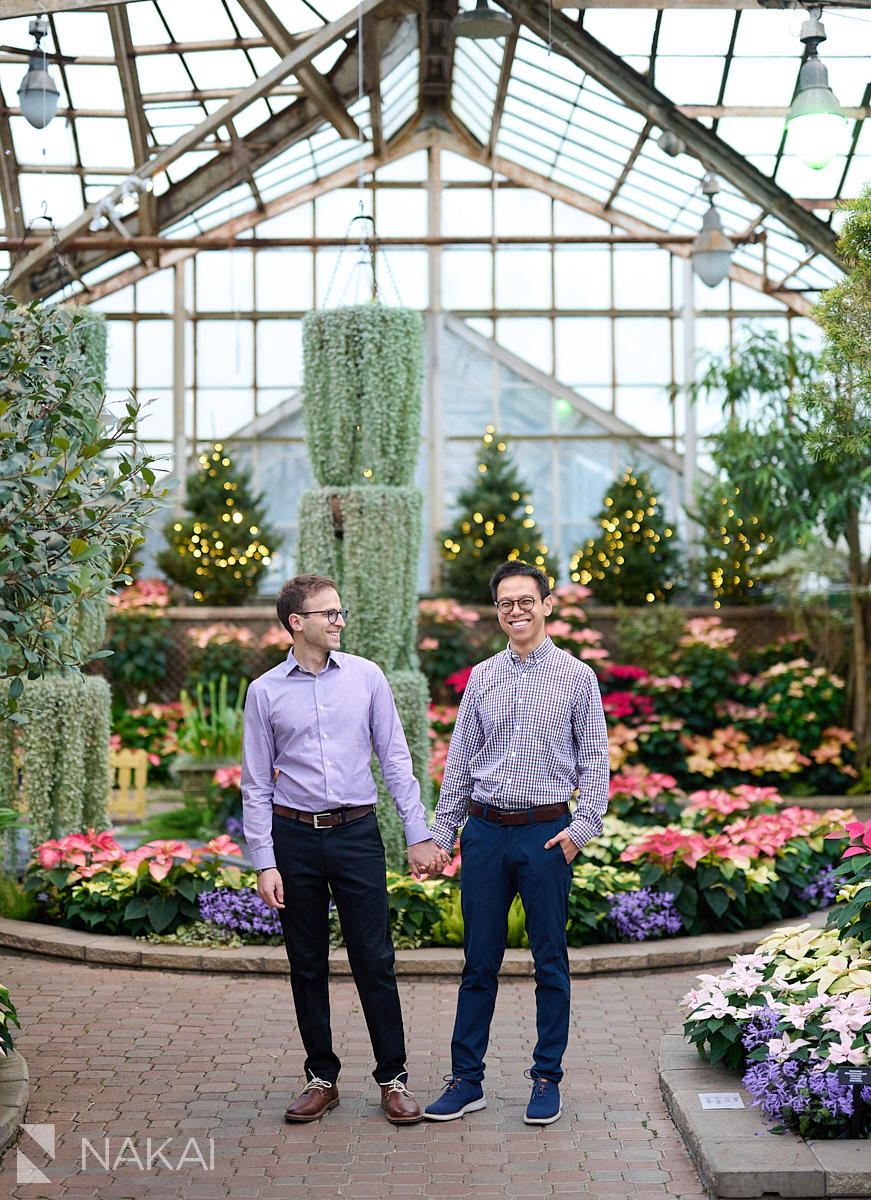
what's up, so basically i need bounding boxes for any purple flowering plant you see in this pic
[198,887,283,944]
[681,920,871,1136]
[608,887,683,942]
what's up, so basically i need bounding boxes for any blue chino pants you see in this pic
[450,811,574,1083]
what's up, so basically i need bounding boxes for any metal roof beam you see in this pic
[3,0,386,296]
[0,0,130,14]
[488,29,518,158]
[65,128,434,305]
[235,0,360,140]
[363,15,383,155]
[107,5,157,244]
[0,79,24,240]
[501,0,840,269]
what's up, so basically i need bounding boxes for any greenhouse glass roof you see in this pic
[0,0,868,309]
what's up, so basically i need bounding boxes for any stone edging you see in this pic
[659,1030,871,1199]
[0,1051,29,1161]
[0,909,829,976]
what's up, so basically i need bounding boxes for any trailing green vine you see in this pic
[297,485,421,672]
[302,304,423,488]
[11,675,110,845]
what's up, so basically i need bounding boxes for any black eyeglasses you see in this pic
[495,596,538,615]
[297,608,349,624]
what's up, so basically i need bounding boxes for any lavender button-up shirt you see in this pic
[241,648,430,871]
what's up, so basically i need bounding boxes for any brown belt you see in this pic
[272,802,374,829]
[469,800,569,826]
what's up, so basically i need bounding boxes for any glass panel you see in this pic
[615,387,674,438]
[135,272,174,314]
[494,318,552,373]
[136,321,173,388]
[554,248,611,308]
[614,318,672,384]
[375,249,427,310]
[555,318,612,386]
[445,326,495,388]
[559,442,617,529]
[195,251,254,312]
[442,189,493,237]
[443,390,494,436]
[613,248,671,310]
[376,150,428,181]
[442,249,493,309]
[136,389,174,442]
[256,320,303,389]
[498,378,551,435]
[255,249,313,310]
[105,320,133,390]
[494,188,551,236]
[197,389,255,440]
[495,248,552,309]
[375,188,426,237]
[196,320,254,388]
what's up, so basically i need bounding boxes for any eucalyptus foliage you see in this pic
[0,674,110,846]
[0,297,168,719]
[302,303,423,487]
[299,304,431,865]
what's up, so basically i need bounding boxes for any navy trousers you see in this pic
[451,811,573,1083]
[272,810,407,1085]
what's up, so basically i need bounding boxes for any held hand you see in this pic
[407,839,449,880]
[543,829,580,865]
[256,867,285,909]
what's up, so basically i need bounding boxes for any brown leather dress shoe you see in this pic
[380,1077,423,1124]
[284,1076,339,1122]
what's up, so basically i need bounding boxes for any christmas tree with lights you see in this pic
[158,443,279,604]
[693,479,775,604]
[570,468,681,604]
[439,428,557,603]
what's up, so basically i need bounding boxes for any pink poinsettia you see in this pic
[214,765,243,790]
[826,818,871,858]
[620,827,710,870]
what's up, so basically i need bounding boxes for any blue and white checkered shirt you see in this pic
[430,637,610,852]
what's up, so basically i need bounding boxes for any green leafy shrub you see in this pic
[0,983,20,1056]
[24,829,247,936]
[0,297,168,718]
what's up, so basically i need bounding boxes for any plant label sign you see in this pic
[698,1093,744,1110]
[837,1067,871,1087]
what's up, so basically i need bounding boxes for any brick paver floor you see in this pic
[0,952,709,1198]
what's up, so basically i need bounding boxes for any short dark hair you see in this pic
[489,560,551,603]
[276,574,339,633]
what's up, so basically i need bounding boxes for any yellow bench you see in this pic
[108,747,149,822]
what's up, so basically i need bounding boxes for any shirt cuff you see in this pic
[403,817,433,847]
[567,811,603,850]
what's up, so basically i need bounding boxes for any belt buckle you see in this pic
[312,812,333,830]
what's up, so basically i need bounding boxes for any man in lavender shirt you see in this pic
[242,573,442,1125]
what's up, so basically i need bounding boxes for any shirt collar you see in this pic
[506,635,554,667]
[284,647,342,676]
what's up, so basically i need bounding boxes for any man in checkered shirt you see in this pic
[424,560,610,1126]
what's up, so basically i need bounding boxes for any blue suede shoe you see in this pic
[524,1073,562,1125]
[424,1076,486,1121]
